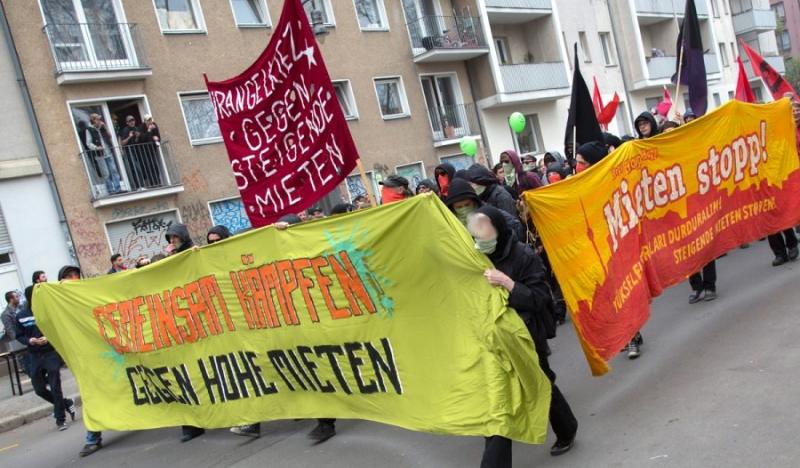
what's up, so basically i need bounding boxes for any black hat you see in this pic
[379,175,409,188]
[577,141,608,166]
[57,265,81,281]
[443,179,481,208]
[603,132,622,149]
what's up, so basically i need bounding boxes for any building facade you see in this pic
[0,4,73,301]
[771,0,799,60]
[0,0,785,276]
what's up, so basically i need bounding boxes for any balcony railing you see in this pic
[43,23,149,77]
[80,141,180,202]
[499,62,569,93]
[426,103,480,143]
[406,15,488,60]
[646,54,721,80]
[485,0,552,8]
[732,9,777,35]
[635,0,708,18]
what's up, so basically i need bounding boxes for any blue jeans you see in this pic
[86,431,102,444]
[96,155,121,194]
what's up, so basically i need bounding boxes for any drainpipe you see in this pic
[606,0,637,133]
[0,1,77,264]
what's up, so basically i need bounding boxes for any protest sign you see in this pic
[35,196,551,443]
[205,0,359,226]
[526,99,800,375]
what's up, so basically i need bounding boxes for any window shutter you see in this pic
[0,207,12,254]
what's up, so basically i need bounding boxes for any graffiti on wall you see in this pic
[209,198,252,234]
[106,211,178,268]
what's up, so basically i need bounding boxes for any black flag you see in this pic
[564,43,604,156]
[672,0,707,116]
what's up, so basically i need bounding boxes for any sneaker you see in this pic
[704,290,717,301]
[772,255,788,267]
[180,427,205,443]
[739,243,750,249]
[230,425,260,438]
[65,399,76,421]
[79,442,102,457]
[633,332,643,346]
[307,422,336,444]
[57,422,69,431]
[627,341,641,359]
[789,247,799,261]
[550,435,576,456]
[689,290,704,304]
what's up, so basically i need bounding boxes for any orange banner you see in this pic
[525,99,800,375]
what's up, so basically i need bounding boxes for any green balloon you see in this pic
[509,112,526,134]
[460,137,478,157]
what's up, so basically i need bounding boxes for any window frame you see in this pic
[514,114,544,155]
[228,0,271,28]
[151,0,207,35]
[332,79,360,120]
[352,0,389,32]
[304,0,336,27]
[719,42,729,67]
[177,91,223,146]
[372,76,411,120]
[579,31,592,63]
[207,196,252,233]
[494,36,511,65]
[394,161,426,192]
[599,32,616,66]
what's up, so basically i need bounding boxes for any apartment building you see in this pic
[0,5,73,298]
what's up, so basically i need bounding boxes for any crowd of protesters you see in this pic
[6,98,800,468]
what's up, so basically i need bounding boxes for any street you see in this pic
[1,239,799,468]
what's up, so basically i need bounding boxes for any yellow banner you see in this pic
[34,195,551,443]
[526,99,800,375]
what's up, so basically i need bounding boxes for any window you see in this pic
[373,77,410,119]
[106,211,179,268]
[304,0,335,27]
[0,206,12,259]
[778,30,791,52]
[600,32,616,66]
[516,114,544,154]
[754,86,763,102]
[178,92,222,145]
[719,43,729,67]
[579,31,591,63]
[614,102,631,136]
[495,37,511,65]
[730,42,735,63]
[229,0,270,27]
[353,0,388,31]
[713,93,722,107]
[562,31,571,70]
[728,90,734,100]
[153,0,204,33]
[645,96,661,113]
[395,162,425,192]
[711,0,719,18]
[420,74,469,141]
[209,198,251,234]
[773,2,786,21]
[332,80,359,120]
[440,154,473,171]
[346,171,379,203]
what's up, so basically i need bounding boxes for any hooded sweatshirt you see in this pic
[464,164,519,218]
[415,178,439,195]
[207,225,232,244]
[501,150,542,197]
[444,179,526,242]
[165,223,194,253]
[434,163,456,197]
[634,112,660,139]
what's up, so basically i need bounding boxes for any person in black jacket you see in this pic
[165,223,194,256]
[206,225,232,244]
[434,162,456,198]
[17,276,77,432]
[443,179,526,242]
[467,206,577,467]
[634,111,660,139]
[464,164,519,218]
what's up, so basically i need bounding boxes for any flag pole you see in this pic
[672,44,685,118]
[356,159,378,207]
[572,125,577,163]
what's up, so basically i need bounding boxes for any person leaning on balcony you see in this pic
[138,114,163,187]
[120,115,146,190]
[85,114,122,194]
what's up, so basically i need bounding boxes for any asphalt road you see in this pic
[1,240,798,468]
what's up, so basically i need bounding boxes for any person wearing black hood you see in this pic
[603,132,623,152]
[434,162,456,198]
[467,207,577,466]
[634,112,660,139]
[416,178,438,195]
[165,223,194,255]
[464,164,518,218]
[444,179,525,242]
[207,225,232,244]
[15,277,77,434]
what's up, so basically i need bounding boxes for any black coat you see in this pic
[465,164,519,218]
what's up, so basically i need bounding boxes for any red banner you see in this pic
[205,0,359,226]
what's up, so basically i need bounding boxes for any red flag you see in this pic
[597,92,620,127]
[205,0,359,227]
[592,77,606,130]
[735,56,756,103]
[740,40,798,102]
[656,86,672,117]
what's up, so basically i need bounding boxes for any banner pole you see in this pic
[572,125,577,162]
[356,159,378,207]
[672,44,685,118]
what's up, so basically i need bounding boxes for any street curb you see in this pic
[0,393,81,434]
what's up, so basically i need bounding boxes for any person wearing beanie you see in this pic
[634,111,660,139]
[464,164,518,218]
[206,225,232,245]
[443,179,525,241]
[602,132,622,152]
[574,141,608,173]
[416,178,438,195]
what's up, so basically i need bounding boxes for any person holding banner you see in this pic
[444,179,525,242]
[379,175,412,205]
[467,206,577,467]
[634,112,660,139]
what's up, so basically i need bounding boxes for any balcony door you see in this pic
[403,0,445,45]
[41,0,135,71]
[421,74,468,141]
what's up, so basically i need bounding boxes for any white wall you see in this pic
[0,175,72,288]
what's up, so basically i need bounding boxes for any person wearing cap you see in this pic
[16,269,77,434]
[119,115,144,190]
[634,112,660,139]
[415,178,438,196]
[463,164,518,218]
[380,175,412,204]
[573,141,608,174]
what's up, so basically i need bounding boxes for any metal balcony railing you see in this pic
[485,0,552,8]
[80,141,180,202]
[646,54,720,80]
[406,16,487,55]
[635,0,708,18]
[43,23,149,76]
[499,62,569,93]
[426,103,480,142]
[732,9,777,35]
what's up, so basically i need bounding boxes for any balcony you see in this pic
[406,16,489,63]
[80,141,182,207]
[645,54,721,81]
[743,55,786,80]
[485,0,552,24]
[43,23,151,85]
[426,103,481,145]
[635,0,708,25]
[500,62,569,94]
[732,9,777,35]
